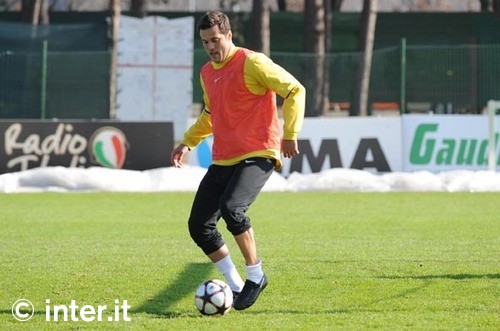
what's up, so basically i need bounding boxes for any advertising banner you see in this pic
[187,117,402,176]
[402,115,500,172]
[0,121,173,174]
[281,117,402,176]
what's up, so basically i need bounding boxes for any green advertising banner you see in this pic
[402,115,500,172]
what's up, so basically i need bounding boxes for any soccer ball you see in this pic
[195,279,233,316]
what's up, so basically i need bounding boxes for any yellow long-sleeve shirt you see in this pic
[182,46,305,168]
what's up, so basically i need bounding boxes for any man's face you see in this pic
[200,25,233,63]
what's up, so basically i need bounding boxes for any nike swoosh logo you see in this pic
[214,77,222,83]
[245,159,257,164]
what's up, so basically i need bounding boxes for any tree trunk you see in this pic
[480,0,489,11]
[277,0,287,11]
[303,0,326,117]
[251,0,270,55]
[131,0,147,18]
[331,0,344,11]
[323,0,332,114]
[351,0,377,116]
[479,0,500,12]
[109,0,121,119]
[21,0,39,24]
[21,0,49,25]
[21,0,36,23]
[40,0,49,24]
[494,0,500,13]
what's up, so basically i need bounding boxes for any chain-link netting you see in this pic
[1,45,499,119]
[0,50,110,119]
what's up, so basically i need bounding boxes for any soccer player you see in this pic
[171,11,305,310]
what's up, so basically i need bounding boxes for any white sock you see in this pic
[215,255,244,292]
[245,259,264,284]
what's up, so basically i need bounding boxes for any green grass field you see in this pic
[1,192,499,330]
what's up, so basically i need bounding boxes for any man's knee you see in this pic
[219,201,251,235]
[188,218,224,255]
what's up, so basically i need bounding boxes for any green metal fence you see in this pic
[269,43,500,115]
[1,44,499,119]
[0,50,110,120]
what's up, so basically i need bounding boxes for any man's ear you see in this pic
[227,30,233,41]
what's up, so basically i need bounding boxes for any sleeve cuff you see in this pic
[181,139,195,150]
[283,132,298,140]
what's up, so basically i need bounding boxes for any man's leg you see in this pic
[218,158,275,310]
[207,244,244,294]
[188,165,244,293]
[234,228,266,286]
[234,228,258,266]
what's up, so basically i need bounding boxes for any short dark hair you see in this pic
[197,11,232,34]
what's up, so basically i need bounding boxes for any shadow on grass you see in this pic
[131,262,213,318]
[379,273,500,280]
[0,310,47,317]
[361,273,500,309]
[241,308,353,315]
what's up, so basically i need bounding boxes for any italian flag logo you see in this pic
[89,127,128,169]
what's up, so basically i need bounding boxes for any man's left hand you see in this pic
[281,139,299,158]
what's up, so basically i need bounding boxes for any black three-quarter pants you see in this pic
[188,157,276,255]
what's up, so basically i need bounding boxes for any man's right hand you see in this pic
[170,144,190,168]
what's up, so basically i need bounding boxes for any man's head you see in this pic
[198,12,234,63]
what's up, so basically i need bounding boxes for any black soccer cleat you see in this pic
[232,291,240,305]
[233,274,268,310]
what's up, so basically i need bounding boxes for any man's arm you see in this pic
[171,76,213,167]
[170,109,212,167]
[244,53,306,155]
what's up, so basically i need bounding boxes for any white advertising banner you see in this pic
[280,117,402,176]
[187,117,402,176]
[116,15,194,140]
[402,114,500,172]
[185,114,500,174]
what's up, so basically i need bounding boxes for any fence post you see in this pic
[488,100,499,172]
[40,39,48,120]
[400,38,406,114]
